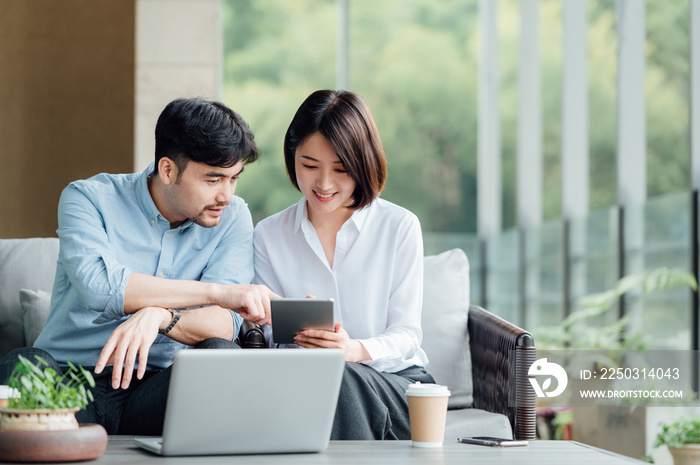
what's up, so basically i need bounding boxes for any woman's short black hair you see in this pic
[154,98,258,174]
[283,90,387,210]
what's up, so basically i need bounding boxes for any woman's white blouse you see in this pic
[253,197,429,373]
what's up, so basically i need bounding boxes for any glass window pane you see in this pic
[486,228,520,324]
[643,193,691,349]
[624,193,692,350]
[540,0,562,220]
[569,207,620,330]
[588,0,618,210]
[222,0,336,224]
[646,0,690,197]
[349,0,478,234]
[525,221,564,329]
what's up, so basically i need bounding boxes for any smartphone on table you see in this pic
[457,437,529,447]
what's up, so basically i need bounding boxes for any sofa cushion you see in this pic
[0,238,59,358]
[421,248,473,409]
[20,289,52,347]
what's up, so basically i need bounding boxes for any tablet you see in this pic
[271,298,335,344]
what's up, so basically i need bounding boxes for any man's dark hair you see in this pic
[283,89,387,210]
[154,98,258,175]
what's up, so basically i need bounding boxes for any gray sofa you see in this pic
[0,238,535,440]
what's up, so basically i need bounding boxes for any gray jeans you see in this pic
[332,362,435,440]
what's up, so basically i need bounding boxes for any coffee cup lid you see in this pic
[405,382,450,397]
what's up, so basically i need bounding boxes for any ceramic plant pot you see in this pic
[0,407,79,431]
[0,407,108,462]
[670,444,700,465]
[0,423,108,462]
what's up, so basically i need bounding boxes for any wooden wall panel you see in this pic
[0,0,135,238]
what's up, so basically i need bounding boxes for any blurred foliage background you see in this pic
[223,0,689,233]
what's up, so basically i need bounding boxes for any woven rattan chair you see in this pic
[468,305,536,440]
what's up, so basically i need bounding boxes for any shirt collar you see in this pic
[136,163,194,231]
[293,197,307,234]
[350,203,369,231]
[292,197,371,234]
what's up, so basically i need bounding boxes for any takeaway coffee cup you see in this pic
[406,382,450,448]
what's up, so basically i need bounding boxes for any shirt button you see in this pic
[166,233,170,238]
[159,272,165,277]
[150,220,155,224]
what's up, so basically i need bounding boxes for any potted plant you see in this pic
[0,355,107,463]
[0,355,95,431]
[655,417,700,465]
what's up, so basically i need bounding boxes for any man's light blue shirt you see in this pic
[33,164,253,369]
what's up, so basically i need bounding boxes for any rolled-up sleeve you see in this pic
[57,185,132,323]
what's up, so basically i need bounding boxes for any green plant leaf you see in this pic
[656,417,700,448]
[7,355,95,410]
[534,266,696,355]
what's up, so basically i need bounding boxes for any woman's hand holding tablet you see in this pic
[270,298,335,344]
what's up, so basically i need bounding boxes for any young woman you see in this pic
[253,89,434,440]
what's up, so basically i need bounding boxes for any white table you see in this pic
[39,438,646,465]
[0,438,647,464]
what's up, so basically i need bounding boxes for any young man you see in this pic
[0,98,276,435]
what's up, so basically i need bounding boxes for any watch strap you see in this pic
[159,308,182,335]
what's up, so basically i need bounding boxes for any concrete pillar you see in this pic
[134,0,223,171]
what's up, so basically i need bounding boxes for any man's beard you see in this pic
[189,204,227,228]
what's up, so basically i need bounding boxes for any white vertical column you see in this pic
[616,0,646,207]
[691,0,700,378]
[562,0,589,221]
[478,0,502,239]
[616,0,646,328]
[336,0,349,90]
[562,0,589,311]
[517,0,542,230]
[517,0,541,326]
[692,0,700,191]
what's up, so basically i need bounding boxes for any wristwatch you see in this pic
[159,308,182,335]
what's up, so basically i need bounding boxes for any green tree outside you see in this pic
[223,0,690,232]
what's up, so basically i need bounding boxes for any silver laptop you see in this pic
[134,348,345,456]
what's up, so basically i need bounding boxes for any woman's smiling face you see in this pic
[294,132,356,220]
